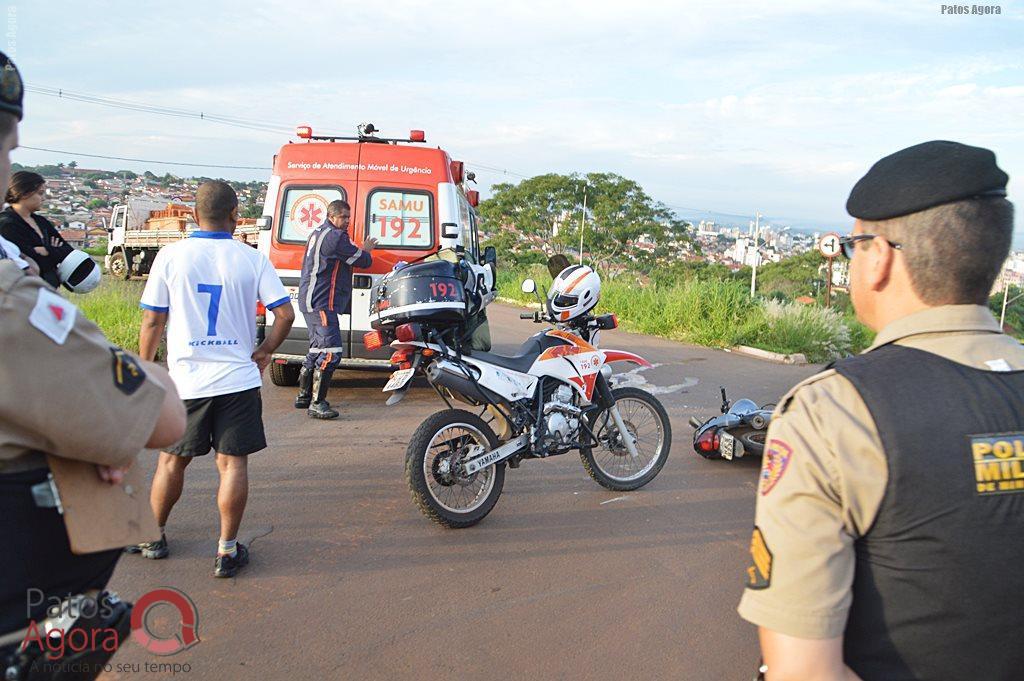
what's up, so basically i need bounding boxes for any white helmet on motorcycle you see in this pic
[57,249,101,293]
[547,264,601,322]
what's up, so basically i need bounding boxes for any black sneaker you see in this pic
[214,542,250,578]
[125,534,169,559]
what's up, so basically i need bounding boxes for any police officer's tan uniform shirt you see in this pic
[737,304,1024,639]
[0,260,165,478]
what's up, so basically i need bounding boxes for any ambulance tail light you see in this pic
[450,160,464,184]
[466,190,480,207]
[296,125,313,139]
[395,323,421,343]
[409,130,425,142]
[363,330,386,351]
[256,302,266,316]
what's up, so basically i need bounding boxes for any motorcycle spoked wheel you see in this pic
[405,409,506,529]
[580,387,672,491]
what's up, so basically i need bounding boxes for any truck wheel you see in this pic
[108,252,130,280]
[269,362,300,387]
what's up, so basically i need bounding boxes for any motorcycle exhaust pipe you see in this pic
[426,359,509,408]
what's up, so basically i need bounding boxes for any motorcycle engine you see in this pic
[538,384,581,449]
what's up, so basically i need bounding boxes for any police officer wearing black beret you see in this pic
[739,140,1024,680]
[0,52,187,680]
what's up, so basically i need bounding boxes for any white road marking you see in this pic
[600,496,629,505]
[610,363,698,395]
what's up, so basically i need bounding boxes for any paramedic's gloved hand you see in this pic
[364,237,378,252]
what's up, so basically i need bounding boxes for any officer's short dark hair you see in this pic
[327,200,350,217]
[5,170,44,205]
[195,180,238,226]
[870,197,1014,305]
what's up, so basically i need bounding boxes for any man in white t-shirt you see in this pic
[132,181,294,578]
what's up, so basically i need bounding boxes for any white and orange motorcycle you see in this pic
[365,251,672,528]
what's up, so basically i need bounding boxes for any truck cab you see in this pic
[256,124,483,386]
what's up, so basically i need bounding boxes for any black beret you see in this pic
[846,140,1008,221]
[0,51,22,121]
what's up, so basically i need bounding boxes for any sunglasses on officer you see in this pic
[839,234,903,259]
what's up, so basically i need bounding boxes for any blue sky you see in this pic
[9,1,1024,241]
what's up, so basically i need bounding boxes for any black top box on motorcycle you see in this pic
[370,260,468,330]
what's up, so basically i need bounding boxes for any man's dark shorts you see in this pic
[167,387,266,457]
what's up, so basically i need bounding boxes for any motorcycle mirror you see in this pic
[547,253,571,279]
[720,386,730,413]
[521,278,537,294]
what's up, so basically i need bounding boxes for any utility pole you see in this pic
[578,187,588,265]
[1001,278,1023,329]
[750,212,761,297]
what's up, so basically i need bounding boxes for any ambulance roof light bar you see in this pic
[294,123,427,145]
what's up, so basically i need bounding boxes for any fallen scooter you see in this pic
[689,387,774,461]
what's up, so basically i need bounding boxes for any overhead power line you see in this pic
[19,146,270,170]
[25,84,294,136]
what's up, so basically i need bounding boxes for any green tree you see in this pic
[989,285,1024,339]
[478,172,690,268]
[755,251,824,299]
[86,198,108,209]
[68,161,78,169]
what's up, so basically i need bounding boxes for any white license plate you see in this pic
[383,368,415,392]
[720,431,736,460]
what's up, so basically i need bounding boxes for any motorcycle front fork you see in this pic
[607,404,640,458]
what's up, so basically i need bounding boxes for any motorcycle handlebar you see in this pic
[520,312,535,319]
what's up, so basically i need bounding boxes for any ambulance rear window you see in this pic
[277,185,347,244]
[366,189,433,250]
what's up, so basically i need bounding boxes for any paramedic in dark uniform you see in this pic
[737,141,1024,681]
[0,51,187,679]
[295,199,376,419]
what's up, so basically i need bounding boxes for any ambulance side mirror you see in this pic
[483,246,497,266]
[256,216,272,231]
[521,279,536,294]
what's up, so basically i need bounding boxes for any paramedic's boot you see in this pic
[308,369,339,419]
[294,366,313,409]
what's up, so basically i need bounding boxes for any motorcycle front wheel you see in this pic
[405,409,505,528]
[580,387,672,491]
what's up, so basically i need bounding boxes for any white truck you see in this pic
[105,197,259,279]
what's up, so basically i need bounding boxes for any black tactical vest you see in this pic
[834,345,1024,681]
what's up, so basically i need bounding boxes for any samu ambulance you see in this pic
[255,124,484,386]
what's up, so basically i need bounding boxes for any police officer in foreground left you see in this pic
[0,52,187,679]
[295,199,376,419]
[738,141,1023,680]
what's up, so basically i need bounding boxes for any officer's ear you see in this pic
[230,206,239,225]
[865,235,898,293]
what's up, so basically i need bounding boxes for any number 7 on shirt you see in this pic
[197,283,223,336]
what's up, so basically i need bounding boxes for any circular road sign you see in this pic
[819,232,842,258]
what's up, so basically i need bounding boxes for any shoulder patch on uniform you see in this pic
[970,432,1024,496]
[28,288,77,345]
[110,347,146,395]
[760,439,793,496]
[745,527,773,590]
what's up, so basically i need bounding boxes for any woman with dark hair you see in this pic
[0,170,70,287]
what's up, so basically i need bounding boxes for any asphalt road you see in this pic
[101,304,820,681]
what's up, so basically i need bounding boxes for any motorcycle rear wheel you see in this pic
[405,409,505,528]
[580,387,672,491]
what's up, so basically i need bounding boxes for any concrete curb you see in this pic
[728,345,808,365]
